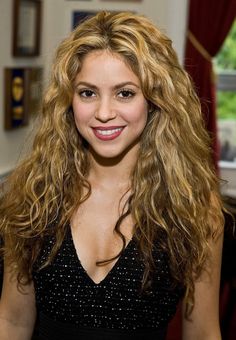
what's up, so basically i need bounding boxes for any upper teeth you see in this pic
[96,128,122,136]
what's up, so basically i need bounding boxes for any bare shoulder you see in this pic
[0,259,36,333]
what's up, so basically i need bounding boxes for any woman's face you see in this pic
[72,50,148,160]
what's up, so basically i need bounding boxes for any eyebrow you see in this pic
[74,81,140,90]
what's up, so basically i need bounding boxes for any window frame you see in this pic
[216,70,236,197]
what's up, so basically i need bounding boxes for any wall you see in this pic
[0,0,188,178]
[42,0,188,77]
[0,0,44,176]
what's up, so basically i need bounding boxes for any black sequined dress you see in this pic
[32,226,183,340]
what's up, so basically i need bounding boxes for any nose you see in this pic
[95,97,116,122]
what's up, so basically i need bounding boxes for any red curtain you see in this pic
[166,3,236,339]
[184,0,236,169]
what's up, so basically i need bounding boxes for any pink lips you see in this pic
[92,126,125,141]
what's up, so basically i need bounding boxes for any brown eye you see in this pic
[118,89,135,99]
[79,89,95,98]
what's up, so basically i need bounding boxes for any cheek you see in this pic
[73,111,89,140]
[128,102,148,127]
[72,111,87,136]
[72,101,90,126]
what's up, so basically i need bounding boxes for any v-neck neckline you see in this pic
[67,226,134,286]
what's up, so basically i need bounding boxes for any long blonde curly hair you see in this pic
[0,11,224,315]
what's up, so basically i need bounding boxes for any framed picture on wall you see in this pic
[4,67,43,130]
[12,0,42,57]
[5,68,29,129]
[72,11,97,29]
[101,0,142,2]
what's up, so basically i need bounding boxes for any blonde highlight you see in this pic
[0,11,224,316]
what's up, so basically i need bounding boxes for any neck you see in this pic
[87,146,139,188]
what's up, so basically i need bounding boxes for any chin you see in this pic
[95,150,124,160]
[89,145,133,163]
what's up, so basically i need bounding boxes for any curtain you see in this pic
[184,0,236,169]
[167,3,236,338]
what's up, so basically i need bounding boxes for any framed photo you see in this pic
[101,0,141,2]
[4,67,43,130]
[72,11,97,29]
[12,0,42,57]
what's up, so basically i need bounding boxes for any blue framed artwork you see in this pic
[4,67,43,130]
[72,11,97,29]
[4,68,28,129]
[101,0,141,2]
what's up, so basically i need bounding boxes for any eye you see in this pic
[78,89,96,98]
[117,89,135,99]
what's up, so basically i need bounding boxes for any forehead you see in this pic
[74,50,141,89]
[77,50,138,80]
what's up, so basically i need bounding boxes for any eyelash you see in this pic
[117,89,136,99]
[78,89,95,98]
[77,88,136,99]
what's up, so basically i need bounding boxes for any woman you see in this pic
[0,11,224,340]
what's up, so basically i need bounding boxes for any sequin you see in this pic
[33,226,183,332]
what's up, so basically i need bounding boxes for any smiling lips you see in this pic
[92,126,125,141]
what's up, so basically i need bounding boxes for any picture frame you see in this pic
[72,11,97,29]
[12,0,42,57]
[101,0,141,2]
[4,68,29,129]
[4,67,43,130]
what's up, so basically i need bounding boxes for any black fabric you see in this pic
[33,225,183,337]
[33,312,167,340]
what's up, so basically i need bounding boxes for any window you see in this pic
[214,20,236,164]
[214,21,236,198]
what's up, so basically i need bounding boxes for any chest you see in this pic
[33,230,182,330]
[70,194,134,284]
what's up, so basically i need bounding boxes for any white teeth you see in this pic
[96,128,122,136]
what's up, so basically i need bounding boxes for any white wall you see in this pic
[0,0,44,176]
[42,0,188,77]
[0,0,188,178]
